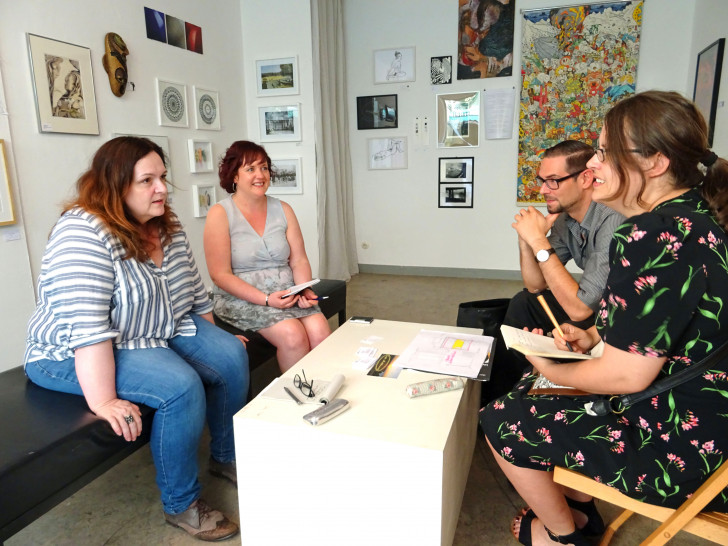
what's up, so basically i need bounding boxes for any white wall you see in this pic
[345,0,700,274]
[0,0,248,370]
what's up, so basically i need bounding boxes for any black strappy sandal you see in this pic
[519,497,604,537]
[512,511,591,546]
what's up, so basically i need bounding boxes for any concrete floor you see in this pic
[6,274,713,545]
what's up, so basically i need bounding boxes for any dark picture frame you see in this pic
[438,157,474,208]
[438,184,473,208]
[693,38,725,147]
[439,157,474,182]
[356,94,398,130]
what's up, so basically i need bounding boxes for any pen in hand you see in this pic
[536,294,574,352]
[310,296,329,301]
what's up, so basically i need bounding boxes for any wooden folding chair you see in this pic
[553,461,728,545]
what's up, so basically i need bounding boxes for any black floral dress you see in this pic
[481,190,728,510]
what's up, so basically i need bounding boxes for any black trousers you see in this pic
[483,289,595,404]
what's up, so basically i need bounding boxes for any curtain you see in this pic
[311,0,358,281]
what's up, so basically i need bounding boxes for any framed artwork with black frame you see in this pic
[439,157,473,182]
[356,94,398,130]
[439,157,474,208]
[438,183,473,208]
[693,38,725,147]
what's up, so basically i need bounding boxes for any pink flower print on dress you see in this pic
[634,275,657,294]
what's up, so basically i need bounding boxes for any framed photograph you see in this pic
[368,137,407,170]
[256,56,299,96]
[156,78,189,128]
[693,38,725,147]
[431,56,452,85]
[356,94,398,130]
[269,158,303,195]
[193,86,220,130]
[192,184,216,217]
[113,133,174,192]
[258,104,301,142]
[188,139,214,173]
[439,157,474,182]
[0,140,16,225]
[439,183,473,208]
[26,33,99,135]
[374,47,415,83]
[437,91,480,148]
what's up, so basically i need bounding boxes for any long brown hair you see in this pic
[63,136,180,261]
[602,90,728,229]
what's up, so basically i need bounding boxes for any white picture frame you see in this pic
[374,47,416,84]
[368,137,408,170]
[192,184,216,217]
[0,140,17,225]
[26,33,99,135]
[156,78,189,128]
[439,157,474,183]
[258,104,301,142]
[193,86,221,130]
[269,158,303,195]
[113,133,175,193]
[188,139,214,173]
[256,56,299,96]
[436,91,480,148]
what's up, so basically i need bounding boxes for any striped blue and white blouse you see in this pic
[24,208,213,364]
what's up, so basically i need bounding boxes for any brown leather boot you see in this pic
[164,498,239,541]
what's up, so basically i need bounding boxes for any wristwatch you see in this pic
[535,248,556,263]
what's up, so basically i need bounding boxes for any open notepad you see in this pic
[280,279,320,298]
[500,325,594,361]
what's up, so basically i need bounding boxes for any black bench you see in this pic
[0,279,346,544]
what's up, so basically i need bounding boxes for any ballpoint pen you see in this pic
[284,386,303,405]
[536,295,575,352]
[311,296,329,301]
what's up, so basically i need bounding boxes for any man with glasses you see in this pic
[485,140,624,401]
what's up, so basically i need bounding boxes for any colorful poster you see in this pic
[517,2,643,204]
[457,0,515,80]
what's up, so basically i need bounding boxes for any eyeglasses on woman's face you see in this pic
[535,169,585,190]
[593,147,643,162]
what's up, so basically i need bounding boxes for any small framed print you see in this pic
[431,56,452,85]
[259,104,301,142]
[439,157,473,182]
[0,140,16,225]
[356,94,398,130]
[693,38,725,147]
[439,183,473,208]
[156,78,189,128]
[193,86,220,130]
[374,47,415,83]
[192,184,216,217]
[188,139,214,173]
[256,56,299,96]
[269,158,303,195]
[26,33,99,135]
[368,137,407,170]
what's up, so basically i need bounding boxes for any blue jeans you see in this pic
[25,314,249,514]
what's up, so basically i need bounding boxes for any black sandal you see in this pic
[519,497,604,537]
[512,511,590,546]
[545,525,590,545]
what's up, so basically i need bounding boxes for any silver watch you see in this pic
[535,248,556,263]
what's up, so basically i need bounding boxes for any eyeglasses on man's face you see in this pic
[293,369,315,398]
[536,169,585,190]
[593,147,643,162]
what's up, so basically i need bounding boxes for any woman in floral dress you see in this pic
[481,90,728,545]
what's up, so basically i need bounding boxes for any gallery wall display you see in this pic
[26,33,99,135]
[192,184,216,217]
[144,6,203,54]
[436,91,480,148]
[368,137,408,170]
[456,0,515,80]
[439,157,473,182]
[193,86,221,130]
[356,94,398,130]
[374,47,415,83]
[439,184,473,208]
[693,38,725,147]
[188,139,214,173]
[256,56,299,96]
[269,158,303,194]
[0,140,16,225]
[156,78,189,128]
[431,56,452,85]
[438,156,474,208]
[258,104,301,142]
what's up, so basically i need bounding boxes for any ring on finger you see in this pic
[124,414,134,424]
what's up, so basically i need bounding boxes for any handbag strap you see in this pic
[586,339,728,416]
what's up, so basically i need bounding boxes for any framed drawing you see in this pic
[356,94,398,130]
[259,104,301,142]
[439,157,474,182]
[439,183,473,208]
[0,140,16,225]
[188,139,214,173]
[269,158,303,194]
[256,56,299,96]
[431,56,452,85]
[436,91,480,148]
[26,33,99,135]
[193,86,220,130]
[192,184,216,217]
[693,38,725,147]
[156,78,189,128]
[374,47,415,83]
[368,137,407,170]
[113,133,174,192]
